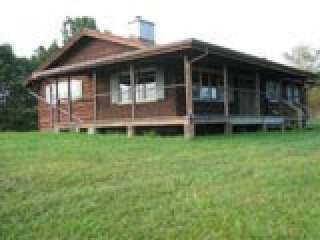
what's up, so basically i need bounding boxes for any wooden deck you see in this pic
[55,116,186,129]
[55,115,288,131]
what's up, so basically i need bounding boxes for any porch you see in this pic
[39,44,309,138]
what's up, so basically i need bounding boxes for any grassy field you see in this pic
[1,127,320,240]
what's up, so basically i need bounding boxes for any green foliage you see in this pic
[30,40,60,69]
[0,16,101,131]
[284,45,320,72]
[0,44,37,131]
[284,45,320,118]
[62,16,99,44]
[1,129,320,239]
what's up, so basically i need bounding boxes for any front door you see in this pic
[238,76,256,115]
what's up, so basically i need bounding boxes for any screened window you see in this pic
[58,81,68,99]
[45,84,56,104]
[111,67,164,104]
[287,85,301,104]
[45,79,82,104]
[119,74,132,104]
[0,87,9,106]
[193,69,224,102]
[287,85,293,103]
[71,80,82,100]
[136,70,157,102]
[266,81,280,102]
[293,86,301,104]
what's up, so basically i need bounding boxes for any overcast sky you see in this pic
[1,0,319,64]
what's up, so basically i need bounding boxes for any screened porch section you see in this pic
[190,65,307,127]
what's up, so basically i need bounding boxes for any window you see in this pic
[293,86,300,104]
[45,84,56,104]
[45,79,82,104]
[71,80,82,100]
[118,73,131,104]
[0,88,9,106]
[193,69,224,102]
[286,85,293,103]
[136,70,158,102]
[111,67,164,104]
[58,81,68,99]
[287,85,301,104]
[45,84,51,104]
[266,81,280,102]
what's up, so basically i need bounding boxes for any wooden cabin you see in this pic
[27,17,315,138]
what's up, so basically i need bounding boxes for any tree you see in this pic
[285,45,320,119]
[0,16,101,131]
[0,44,37,131]
[284,45,320,72]
[30,40,60,70]
[61,16,98,44]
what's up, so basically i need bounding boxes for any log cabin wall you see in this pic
[68,74,95,123]
[37,74,94,131]
[38,78,53,131]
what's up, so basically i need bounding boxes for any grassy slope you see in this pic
[1,128,320,240]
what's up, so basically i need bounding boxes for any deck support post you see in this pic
[184,122,195,139]
[223,65,232,134]
[184,56,194,139]
[88,127,96,135]
[298,114,304,129]
[127,125,135,138]
[225,123,232,134]
[262,123,268,132]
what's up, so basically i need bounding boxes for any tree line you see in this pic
[0,16,99,131]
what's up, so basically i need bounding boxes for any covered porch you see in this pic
[33,39,311,138]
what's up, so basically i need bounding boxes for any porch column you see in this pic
[93,71,97,122]
[129,64,136,137]
[67,76,72,122]
[303,86,309,126]
[50,81,54,129]
[255,71,261,115]
[184,56,194,139]
[224,65,232,134]
[55,79,59,123]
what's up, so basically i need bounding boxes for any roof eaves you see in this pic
[27,39,193,83]
[36,30,149,72]
[191,39,315,78]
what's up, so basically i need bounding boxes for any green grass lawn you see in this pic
[1,127,320,240]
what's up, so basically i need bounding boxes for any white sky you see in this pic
[0,0,319,64]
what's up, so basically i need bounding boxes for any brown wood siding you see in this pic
[38,79,53,131]
[51,38,136,68]
[37,74,94,131]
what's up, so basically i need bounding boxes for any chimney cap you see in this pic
[129,16,155,26]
